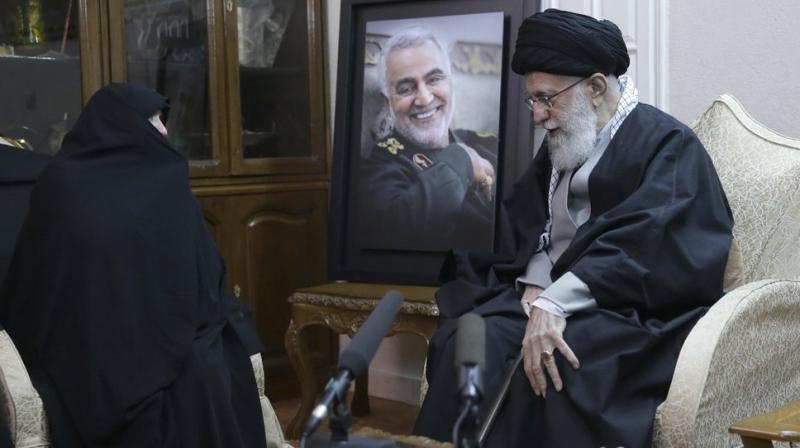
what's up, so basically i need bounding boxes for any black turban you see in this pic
[512,9,630,77]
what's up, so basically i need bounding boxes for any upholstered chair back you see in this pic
[653,95,800,447]
[692,94,800,282]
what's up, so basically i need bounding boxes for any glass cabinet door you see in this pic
[109,0,229,177]
[107,0,326,177]
[0,0,82,155]
[225,0,327,175]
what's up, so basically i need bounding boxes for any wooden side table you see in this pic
[729,400,800,447]
[284,282,439,439]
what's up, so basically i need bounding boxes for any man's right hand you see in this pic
[519,286,580,398]
[458,143,495,201]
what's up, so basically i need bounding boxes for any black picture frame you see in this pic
[329,0,539,285]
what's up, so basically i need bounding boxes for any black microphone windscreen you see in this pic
[455,313,485,369]
[339,290,404,376]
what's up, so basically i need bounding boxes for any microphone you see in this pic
[455,313,485,400]
[453,313,485,448]
[302,290,404,439]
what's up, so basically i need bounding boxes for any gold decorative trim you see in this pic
[322,313,369,336]
[289,293,439,317]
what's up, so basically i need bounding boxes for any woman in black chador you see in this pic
[0,83,267,447]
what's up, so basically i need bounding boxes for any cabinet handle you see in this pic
[226,0,233,12]
[233,284,242,299]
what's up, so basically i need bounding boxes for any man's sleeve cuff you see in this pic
[530,297,567,318]
[538,271,597,317]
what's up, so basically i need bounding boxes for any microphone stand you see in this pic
[301,290,404,448]
[453,366,482,448]
[301,388,397,448]
[328,399,352,443]
[477,354,522,445]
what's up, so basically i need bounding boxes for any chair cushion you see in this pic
[0,330,50,447]
[722,238,745,293]
[653,280,800,447]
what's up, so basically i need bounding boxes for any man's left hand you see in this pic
[521,307,580,398]
[457,143,495,201]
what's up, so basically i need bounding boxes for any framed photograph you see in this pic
[329,0,539,285]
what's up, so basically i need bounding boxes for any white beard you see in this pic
[545,88,598,172]
[392,110,450,148]
[387,95,455,149]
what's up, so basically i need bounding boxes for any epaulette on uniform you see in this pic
[454,128,498,144]
[376,137,404,155]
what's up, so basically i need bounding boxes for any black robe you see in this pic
[0,84,266,448]
[413,104,733,447]
[0,145,50,285]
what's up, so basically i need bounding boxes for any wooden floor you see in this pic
[273,394,421,445]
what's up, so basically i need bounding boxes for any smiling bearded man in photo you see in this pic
[359,27,499,251]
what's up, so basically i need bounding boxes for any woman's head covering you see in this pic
[110,82,170,120]
[512,9,630,77]
[60,83,170,156]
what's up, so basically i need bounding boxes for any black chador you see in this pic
[0,145,50,285]
[0,84,266,447]
[413,104,734,447]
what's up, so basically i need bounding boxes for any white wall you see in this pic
[669,0,800,136]
[542,0,669,110]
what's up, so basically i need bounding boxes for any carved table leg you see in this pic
[352,372,370,416]
[285,318,317,439]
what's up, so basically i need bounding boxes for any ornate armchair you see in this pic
[0,329,290,448]
[653,95,800,446]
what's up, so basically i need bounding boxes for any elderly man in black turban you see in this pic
[413,9,734,447]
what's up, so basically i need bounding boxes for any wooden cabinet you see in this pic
[107,0,335,397]
[196,184,333,398]
[106,0,328,178]
[1,0,335,397]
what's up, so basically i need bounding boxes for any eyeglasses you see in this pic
[523,77,588,111]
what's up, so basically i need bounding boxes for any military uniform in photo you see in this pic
[359,128,498,251]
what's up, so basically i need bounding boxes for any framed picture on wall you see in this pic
[329,0,539,285]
